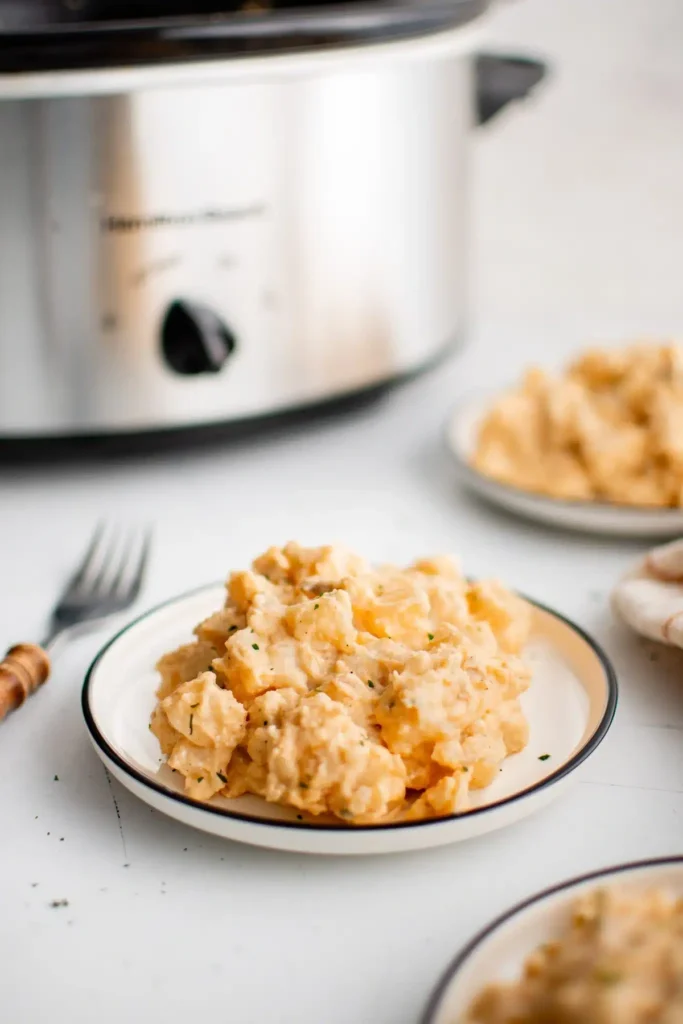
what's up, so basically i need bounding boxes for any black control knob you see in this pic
[161,300,236,376]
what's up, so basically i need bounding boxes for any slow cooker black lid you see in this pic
[0,0,488,72]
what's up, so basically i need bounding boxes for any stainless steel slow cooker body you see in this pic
[0,2,543,451]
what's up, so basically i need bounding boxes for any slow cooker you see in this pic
[0,0,545,456]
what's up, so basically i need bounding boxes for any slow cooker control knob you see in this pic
[161,300,236,375]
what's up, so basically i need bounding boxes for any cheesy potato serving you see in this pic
[466,885,683,1023]
[473,342,683,506]
[150,543,532,824]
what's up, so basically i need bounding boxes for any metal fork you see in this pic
[0,524,152,724]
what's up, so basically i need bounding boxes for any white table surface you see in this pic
[2,1,683,1021]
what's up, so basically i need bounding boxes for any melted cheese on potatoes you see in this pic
[466,886,683,1023]
[150,543,532,824]
[473,342,683,507]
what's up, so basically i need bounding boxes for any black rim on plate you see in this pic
[81,582,619,833]
[422,855,683,1023]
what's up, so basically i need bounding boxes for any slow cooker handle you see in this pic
[475,53,548,126]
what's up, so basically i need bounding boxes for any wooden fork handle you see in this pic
[0,644,51,723]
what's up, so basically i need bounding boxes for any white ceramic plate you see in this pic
[423,856,683,1024]
[446,395,683,538]
[82,583,617,856]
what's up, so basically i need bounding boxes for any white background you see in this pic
[2,1,683,1021]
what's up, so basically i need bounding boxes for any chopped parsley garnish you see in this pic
[428,633,434,641]
[189,714,194,735]
[252,643,260,651]
[299,782,309,789]
[229,625,238,632]
[538,753,551,761]
[314,603,319,610]
[367,681,375,689]
[216,772,227,784]
[190,703,199,709]
[53,775,59,782]
[461,766,469,772]
[196,777,204,783]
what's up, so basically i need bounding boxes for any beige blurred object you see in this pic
[612,538,683,646]
[473,343,683,508]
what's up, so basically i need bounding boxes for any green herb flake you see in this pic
[190,703,200,709]
[263,719,269,726]
[538,754,551,762]
[53,775,59,782]
[339,809,352,818]
[196,777,204,783]
[229,625,238,632]
[299,782,309,789]
[189,714,194,735]
[252,643,260,651]
[594,968,622,985]
[314,603,319,610]
[461,766,469,773]
[428,633,434,641]
[367,681,375,689]
[216,772,227,784]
